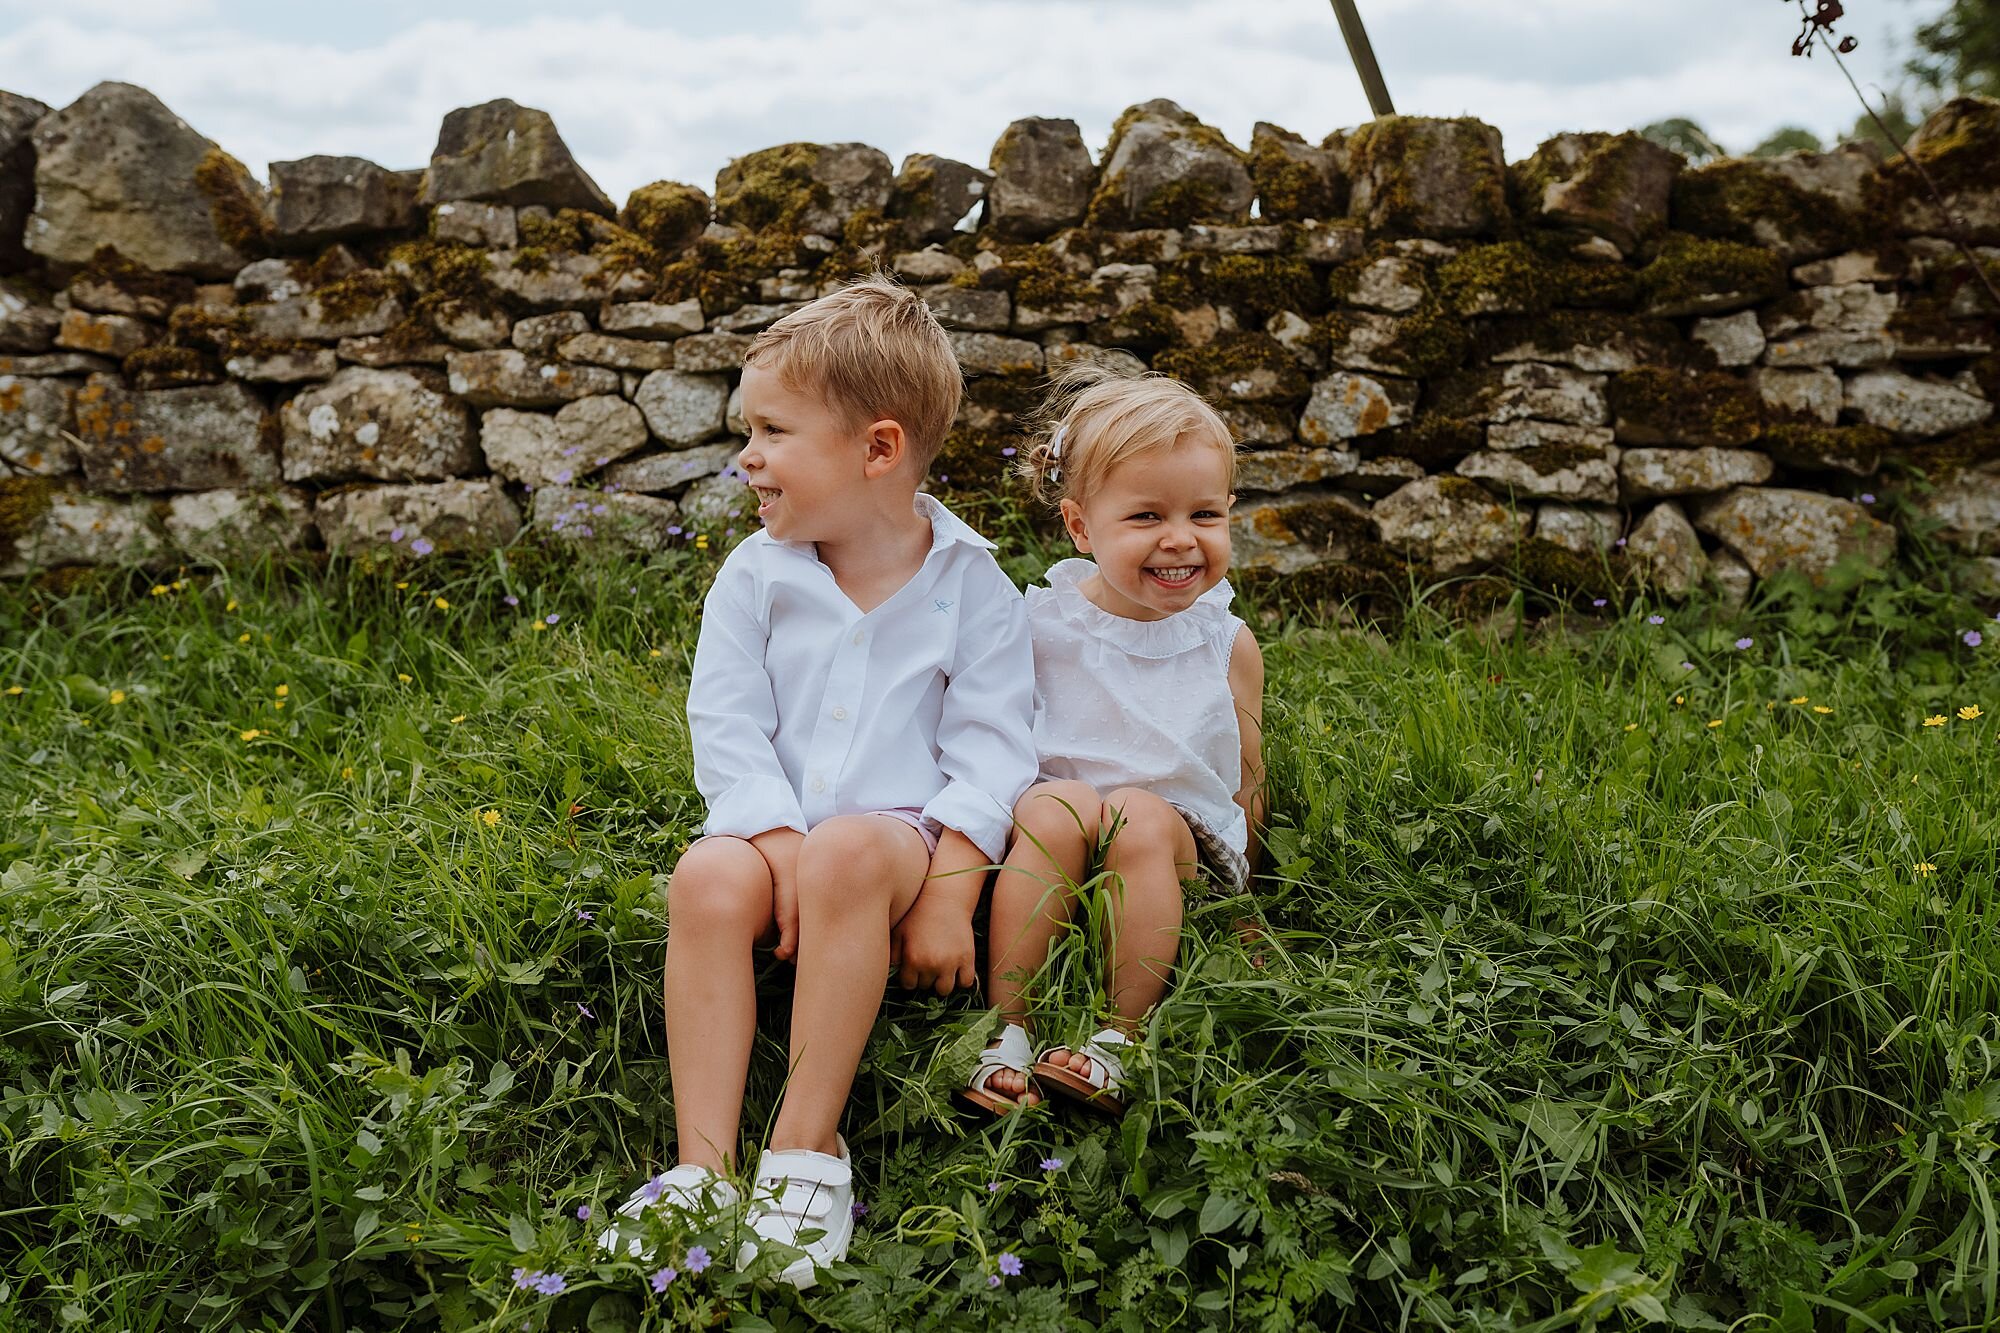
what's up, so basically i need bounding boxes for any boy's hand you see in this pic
[892,892,978,995]
[749,827,806,961]
[891,828,986,995]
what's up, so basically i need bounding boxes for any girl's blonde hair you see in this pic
[1016,361,1237,506]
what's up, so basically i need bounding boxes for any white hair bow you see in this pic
[1047,424,1065,483]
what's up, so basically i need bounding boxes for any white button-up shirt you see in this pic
[688,494,1038,861]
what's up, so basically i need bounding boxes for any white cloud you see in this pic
[0,0,1951,206]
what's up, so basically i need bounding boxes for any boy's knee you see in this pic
[1015,780,1101,838]
[1102,788,1183,844]
[797,816,919,901]
[667,837,770,934]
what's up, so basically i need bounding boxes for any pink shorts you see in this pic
[868,807,941,855]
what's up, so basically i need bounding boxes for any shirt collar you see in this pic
[770,491,996,560]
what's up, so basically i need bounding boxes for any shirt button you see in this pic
[851,631,865,646]
[832,706,847,720]
[810,776,826,793]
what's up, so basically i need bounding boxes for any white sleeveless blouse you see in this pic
[1026,559,1249,891]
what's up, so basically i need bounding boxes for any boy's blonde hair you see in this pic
[1017,362,1237,506]
[743,274,963,471]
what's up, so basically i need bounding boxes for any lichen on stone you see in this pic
[123,345,221,389]
[1248,125,1339,223]
[1363,416,1483,468]
[1158,254,1320,321]
[1512,534,1620,599]
[79,246,195,311]
[1894,423,2000,482]
[1761,421,1892,473]
[0,474,55,563]
[1343,116,1509,237]
[1154,332,1309,402]
[1318,299,1470,378]
[1086,103,1249,229]
[715,143,831,233]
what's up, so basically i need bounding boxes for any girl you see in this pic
[961,365,1266,1118]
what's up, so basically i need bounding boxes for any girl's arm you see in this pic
[1228,624,1268,876]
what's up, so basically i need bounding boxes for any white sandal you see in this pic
[596,1163,742,1259]
[958,1022,1037,1116]
[1033,1027,1131,1118]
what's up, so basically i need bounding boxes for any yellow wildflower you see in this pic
[275,684,288,698]
[531,621,546,632]
[341,766,354,780]
[225,598,238,612]
[1812,706,1833,715]
[4,685,23,696]
[480,809,501,827]
[1706,719,1723,729]
[1789,696,1808,705]
[274,700,285,710]
[1959,705,1984,721]
[109,690,126,705]
[450,714,466,724]
[395,581,409,590]
[397,673,412,683]
[240,728,261,741]
[695,534,710,550]
[149,583,169,596]
[649,649,662,658]
[238,632,251,643]
[171,580,184,592]
[1924,715,1948,727]
[1623,723,1638,732]
[1914,862,1936,877]
[1673,695,1684,706]
[434,597,450,610]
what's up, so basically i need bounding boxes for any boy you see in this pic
[599,277,1037,1287]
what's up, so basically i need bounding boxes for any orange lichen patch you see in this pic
[72,382,115,439]
[0,381,22,413]
[139,436,165,454]
[57,311,120,354]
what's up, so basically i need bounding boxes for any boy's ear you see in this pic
[861,418,908,478]
[1058,498,1092,553]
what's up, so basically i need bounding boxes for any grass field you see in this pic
[2,533,1997,1332]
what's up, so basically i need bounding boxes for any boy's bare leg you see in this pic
[769,815,931,1154]
[1045,788,1194,1080]
[982,780,1101,1102]
[663,836,778,1174]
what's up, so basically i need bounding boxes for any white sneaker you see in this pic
[596,1163,741,1259]
[737,1136,855,1289]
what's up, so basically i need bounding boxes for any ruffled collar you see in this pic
[1038,558,1234,659]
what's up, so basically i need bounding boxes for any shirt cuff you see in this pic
[921,781,1012,863]
[703,776,807,842]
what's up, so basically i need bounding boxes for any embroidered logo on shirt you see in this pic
[932,598,955,615]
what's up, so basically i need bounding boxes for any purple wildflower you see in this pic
[1039,1157,1064,1172]
[534,1271,567,1295]
[1615,537,1627,548]
[545,613,560,625]
[1967,630,1985,648]
[575,1204,591,1221]
[562,446,580,458]
[1860,493,1876,504]
[668,525,683,536]
[1681,662,1695,671]
[576,909,594,922]
[410,537,434,557]
[1591,598,1607,608]
[503,594,519,607]
[640,1174,667,1204]
[998,1252,1022,1276]
[1001,447,1017,457]
[650,1267,677,1292]
[1647,614,1664,626]
[988,1274,1002,1288]
[389,527,405,542]
[512,1267,538,1290]
[986,1181,1002,1192]
[592,504,607,516]
[850,1201,868,1219]
[684,1244,711,1274]
[595,456,609,466]
[1735,637,1753,649]
[553,469,573,484]
[575,1001,594,1020]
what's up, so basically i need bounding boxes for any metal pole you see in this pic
[1329,0,1396,118]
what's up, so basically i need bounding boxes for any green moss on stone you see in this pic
[1895,423,2000,482]
[1471,310,1699,369]
[123,345,221,388]
[1319,299,1470,379]
[622,181,711,257]
[1877,98,2000,224]
[715,144,831,233]
[1249,126,1338,223]
[1088,299,1185,352]
[1343,116,1508,237]
[1153,332,1309,402]
[311,269,403,322]
[0,474,55,563]
[1672,159,1865,256]
[164,306,250,355]
[1087,104,1248,229]
[385,239,492,300]
[1157,254,1320,320]
[1761,422,1892,473]
[80,246,194,310]
[1364,416,1482,467]
[1435,240,1634,315]
[1608,366,1765,446]
[1634,233,1785,313]
[1513,535,1619,598]
[192,146,271,257]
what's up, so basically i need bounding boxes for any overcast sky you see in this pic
[0,0,1952,206]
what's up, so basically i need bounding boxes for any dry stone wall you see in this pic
[4,81,1999,603]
